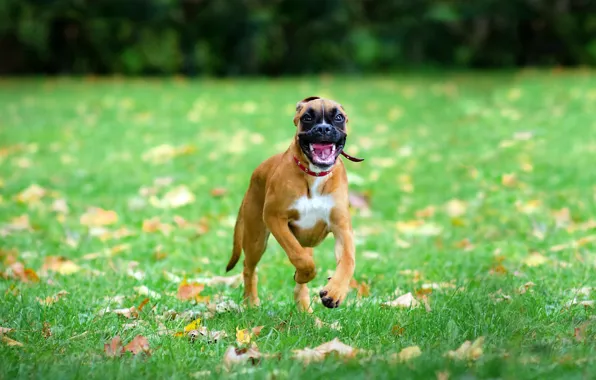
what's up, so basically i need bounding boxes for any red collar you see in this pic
[293,151,364,177]
[293,156,331,177]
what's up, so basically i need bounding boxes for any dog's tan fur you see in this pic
[226,97,355,311]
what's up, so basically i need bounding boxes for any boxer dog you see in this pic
[226,96,363,311]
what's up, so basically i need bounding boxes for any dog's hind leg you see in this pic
[242,215,269,307]
[294,248,314,312]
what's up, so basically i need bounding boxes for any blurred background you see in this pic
[1,0,596,76]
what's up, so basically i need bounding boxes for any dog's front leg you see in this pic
[319,208,355,308]
[264,213,317,284]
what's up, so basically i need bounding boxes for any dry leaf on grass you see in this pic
[210,188,227,197]
[188,274,242,288]
[523,252,548,267]
[349,278,371,298]
[4,262,39,283]
[445,199,467,217]
[223,345,263,369]
[381,292,420,309]
[42,322,52,338]
[134,285,161,299]
[123,335,151,355]
[1,327,15,335]
[142,144,194,164]
[80,207,118,227]
[40,256,80,275]
[314,318,341,331]
[37,290,68,306]
[99,306,138,319]
[2,336,24,347]
[51,198,69,214]
[293,338,357,365]
[177,280,208,302]
[396,220,442,236]
[565,299,594,308]
[236,327,251,345]
[142,217,173,235]
[1,215,33,235]
[104,335,151,357]
[16,184,46,204]
[446,337,484,361]
[392,345,422,363]
[150,186,195,209]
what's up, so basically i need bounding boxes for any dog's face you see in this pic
[294,96,348,170]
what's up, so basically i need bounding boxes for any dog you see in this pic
[226,96,363,311]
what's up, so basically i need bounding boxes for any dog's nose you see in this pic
[314,124,332,136]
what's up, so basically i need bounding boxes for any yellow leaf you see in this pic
[236,327,251,345]
[446,337,484,361]
[2,336,23,347]
[16,184,46,204]
[41,256,81,275]
[185,319,201,333]
[80,207,118,227]
[523,252,548,267]
[445,199,467,217]
[396,345,422,362]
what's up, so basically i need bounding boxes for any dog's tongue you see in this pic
[312,143,334,160]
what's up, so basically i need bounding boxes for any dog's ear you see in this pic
[294,96,320,126]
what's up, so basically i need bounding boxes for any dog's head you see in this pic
[293,96,348,170]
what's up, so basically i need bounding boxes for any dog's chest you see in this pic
[290,178,334,229]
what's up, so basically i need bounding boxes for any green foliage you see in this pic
[0,1,595,73]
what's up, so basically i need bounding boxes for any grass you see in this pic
[1,70,596,379]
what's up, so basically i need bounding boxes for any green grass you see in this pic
[1,70,596,379]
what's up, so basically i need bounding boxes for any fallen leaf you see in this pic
[574,321,590,342]
[349,278,371,298]
[381,292,420,308]
[523,252,548,267]
[314,317,342,331]
[42,322,52,338]
[293,338,357,364]
[137,298,150,312]
[80,207,118,227]
[2,336,23,347]
[37,290,69,306]
[566,299,594,308]
[445,199,467,217]
[518,282,535,294]
[5,262,39,283]
[391,325,405,336]
[501,173,518,187]
[100,306,138,319]
[16,184,46,204]
[1,327,14,335]
[436,371,450,380]
[1,215,32,234]
[150,186,195,209]
[396,220,442,237]
[123,335,151,356]
[51,198,69,214]
[251,326,264,337]
[210,188,227,197]
[552,208,571,228]
[188,274,242,288]
[142,144,194,164]
[395,345,422,362]
[41,256,81,275]
[236,327,251,345]
[515,199,542,214]
[177,280,206,302]
[223,345,262,369]
[446,337,484,361]
[415,205,436,218]
[134,285,161,299]
[104,336,123,357]
[142,217,173,235]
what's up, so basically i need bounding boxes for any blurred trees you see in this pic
[1,0,595,75]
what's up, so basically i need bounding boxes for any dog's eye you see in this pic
[302,115,313,123]
[334,114,345,123]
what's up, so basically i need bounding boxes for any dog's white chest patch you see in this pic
[291,178,334,229]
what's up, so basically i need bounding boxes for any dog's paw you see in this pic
[319,282,348,309]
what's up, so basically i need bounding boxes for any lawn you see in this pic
[1,70,596,379]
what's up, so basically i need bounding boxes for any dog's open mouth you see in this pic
[310,143,336,166]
